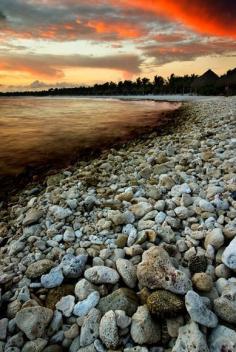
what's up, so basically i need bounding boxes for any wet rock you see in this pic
[97,288,138,316]
[208,325,236,352]
[26,259,54,279]
[222,236,236,270]
[16,306,53,340]
[147,290,184,318]
[99,310,119,349]
[80,308,101,347]
[137,246,191,294]
[116,258,137,288]
[73,291,100,317]
[185,290,218,328]
[172,321,209,352]
[130,305,161,345]
[61,254,88,278]
[84,266,119,284]
[214,283,236,323]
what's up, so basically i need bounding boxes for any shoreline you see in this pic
[0,97,236,351]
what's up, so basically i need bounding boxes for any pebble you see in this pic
[192,272,213,292]
[41,268,64,288]
[130,305,161,345]
[84,266,119,284]
[204,228,224,250]
[99,310,119,349]
[73,291,100,317]
[172,320,209,352]
[80,308,101,347]
[55,295,75,317]
[22,338,47,352]
[25,259,54,279]
[214,283,236,323]
[208,325,236,352]
[0,318,8,340]
[222,236,236,270]
[185,290,218,328]
[74,279,97,301]
[23,209,43,226]
[61,254,88,278]
[49,206,72,219]
[147,290,184,317]
[116,258,137,288]
[115,310,131,329]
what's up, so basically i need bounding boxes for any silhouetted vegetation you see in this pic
[1,68,236,97]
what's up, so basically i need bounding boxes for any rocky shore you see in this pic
[0,96,236,352]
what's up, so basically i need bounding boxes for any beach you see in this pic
[0,96,236,351]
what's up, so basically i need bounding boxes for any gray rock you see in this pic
[185,290,218,328]
[22,338,47,352]
[9,241,25,256]
[199,199,215,213]
[18,286,30,302]
[208,325,236,352]
[41,267,64,288]
[63,228,75,242]
[15,306,53,340]
[214,283,236,323]
[23,209,43,226]
[49,206,72,219]
[122,224,137,247]
[73,291,100,317]
[115,310,131,329]
[48,310,63,336]
[130,202,153,219]
[75,279,97,301]
[84,266,119,284]
[99,310,119,349]
[55,295,75,317]
[116,259,137,288]
[173,320,209,352]
[137,246,191,294]
[130,305,161,345]
[97,288,138,316]
[174,206,189,219]
[80,308,101,347]
[124,348,148,352]
[26,259,54,279]
[61,254,88,279]
[69,336,80,352]
[0,318,8,340]
[108,210,134,225]
[170,184,191,197]
[204,228,224,250]
[222,236,236,270]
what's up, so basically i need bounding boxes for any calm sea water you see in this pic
[0,97,180,178]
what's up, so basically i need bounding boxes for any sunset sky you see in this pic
[0,0,236,91]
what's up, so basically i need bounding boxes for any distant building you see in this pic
[191,69,219,94]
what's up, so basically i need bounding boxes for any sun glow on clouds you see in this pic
[0,0,236,90]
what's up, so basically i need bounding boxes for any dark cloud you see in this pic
[0,53,142,78]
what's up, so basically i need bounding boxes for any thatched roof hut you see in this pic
[191,69,219,90]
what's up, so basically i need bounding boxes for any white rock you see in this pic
[115,310,131,329]
[84,266,119,284]
[204,228,224,250]
[170,183,191,197]
[63,227,76,242]
[80,308,101,347]
[73,291,100,317]
[55,295,75,317]
[199,199,215,213]
[122,224,137,246]
[99,310,119,349]
[222,236,236,270]
[75,279,97,301]
[41,267,64,288]
[49,206,72,219]
[116,259,137,288]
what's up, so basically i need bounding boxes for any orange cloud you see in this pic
[87,20,142,39]
[117,0,236,38]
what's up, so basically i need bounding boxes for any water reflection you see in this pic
[0,97,180,177]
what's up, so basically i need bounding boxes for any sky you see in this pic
[0,0,236,91]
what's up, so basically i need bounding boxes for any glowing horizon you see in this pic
[0,0,236,91]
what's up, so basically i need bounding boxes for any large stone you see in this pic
[214,283,236,323]
[147,290,184,318]
[80,308,101,347]
[222,236,236,270]
[41,267,64,288]
[84,266,119,284]
[172,321,209,352]
[97,288,138,316]
[74,279,97,301]
[185,290,218,328]
[22,338,47,352]
[208,325,236,352]
[55,295,75,317]
[137,246,191,294]
[16,306,53,340]
[99,310,119,349]
[130,305,161,345]
[26,259,54,279]
[116,259,137,288]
